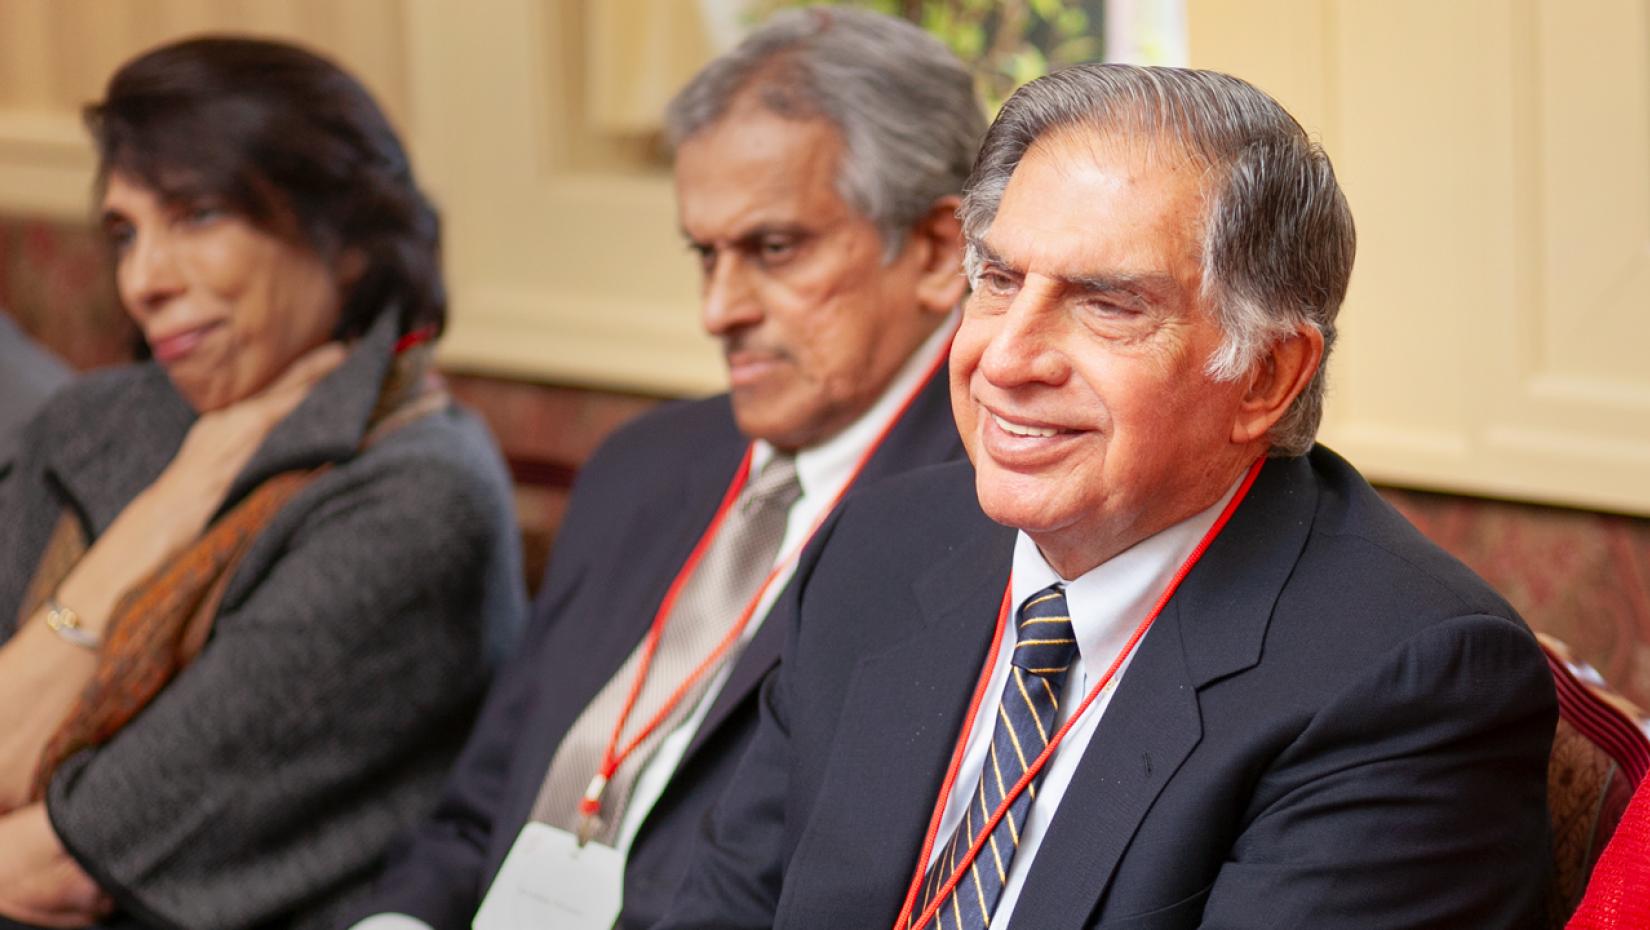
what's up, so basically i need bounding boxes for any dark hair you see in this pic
[86,35,444,339]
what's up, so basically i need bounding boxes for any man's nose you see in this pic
[120,229,185,319]
[701,254,764,336]
[978,280,1067,387]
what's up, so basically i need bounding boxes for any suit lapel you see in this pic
[1007,456,1320,928]
[779,516,1016,927]
[497,423,750,852]
[855,362,965,486]
[678,597,785,764]
[678,365,960,764]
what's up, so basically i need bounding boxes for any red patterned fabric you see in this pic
[1569,778,1650,929]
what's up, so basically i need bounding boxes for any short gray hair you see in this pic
[961,64,1355,456]
[665,6,985,257]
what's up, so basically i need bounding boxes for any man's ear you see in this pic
[1230,323,1325,445]
[903,194,968,316]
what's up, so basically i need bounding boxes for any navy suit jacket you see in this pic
[658,448,1557,930]
[355,368,963,929]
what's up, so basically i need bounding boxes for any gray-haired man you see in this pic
[657,64,1555,930]
[349,8,983,930]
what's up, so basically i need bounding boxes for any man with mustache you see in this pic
[349,8,983,929]
[656,64,1557,929]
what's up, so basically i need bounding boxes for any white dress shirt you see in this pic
[924,476,1241,928]
[353,312,957,930]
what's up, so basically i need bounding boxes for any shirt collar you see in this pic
[1010,474,1244,683]
[750,307,958,501]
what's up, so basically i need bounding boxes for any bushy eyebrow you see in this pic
[682,222,813,249]
[967,235,1176,303]
[965,237,1016,278]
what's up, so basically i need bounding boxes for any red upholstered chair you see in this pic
[1540,636,1650,928]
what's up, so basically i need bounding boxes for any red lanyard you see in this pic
[892,457,1266,930]
[392,325,437,355]
[575,335,954,842]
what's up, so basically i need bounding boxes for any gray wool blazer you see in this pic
[0,313,525,930]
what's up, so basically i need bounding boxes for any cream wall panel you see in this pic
[403,0,720,395]
[1191,0,1650,514]
[1532,0,1649,391]
[588,0,716,133]
[0,0,720,393]
[0,0,409,220]
[0,1,54,106]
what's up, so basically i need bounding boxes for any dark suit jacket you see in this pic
[358,368,963,929]
[657,448,1558,930]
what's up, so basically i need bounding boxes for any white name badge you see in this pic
[472,822,624,930]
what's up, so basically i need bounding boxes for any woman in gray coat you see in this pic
[0,37,524,929]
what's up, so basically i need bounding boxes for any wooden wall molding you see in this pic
[401,0,720,395]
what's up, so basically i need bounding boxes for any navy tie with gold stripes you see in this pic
[918,582,1079,929]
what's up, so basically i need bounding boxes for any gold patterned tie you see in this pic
[918,583,1078,929]
[529,452,801,846]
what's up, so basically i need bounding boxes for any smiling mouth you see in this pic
[148,321,222,363]
[989,411,1071,438]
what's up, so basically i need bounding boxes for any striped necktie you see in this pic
[918,583,1078,929]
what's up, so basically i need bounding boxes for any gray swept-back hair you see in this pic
[961,64,1355,457]
[664,5,985,259]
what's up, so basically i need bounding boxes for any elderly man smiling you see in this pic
[656,64,1556,930]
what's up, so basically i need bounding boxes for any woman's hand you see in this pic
[0,342,345,811]
[0,620,97,813]
[0,804,113,927]
[55,342,348,630]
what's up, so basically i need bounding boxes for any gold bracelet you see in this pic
[44,596,101,651]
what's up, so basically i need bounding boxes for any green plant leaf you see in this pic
[1030,0,1064,22]
[1052,36,1101,65]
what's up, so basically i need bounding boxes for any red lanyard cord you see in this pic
[578,446,754,824]
[578,335,956,835]
[892,457,1266,930]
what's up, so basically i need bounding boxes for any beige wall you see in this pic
[0,0,719,395]
[2,0,1647,515]
[1191,0,1650,515]
[0,0,410,215]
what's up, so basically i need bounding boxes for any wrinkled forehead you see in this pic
[969,119,1218,237]
[981,124,1216,251]
[674,107,851,222]
[1034,119,1216,177]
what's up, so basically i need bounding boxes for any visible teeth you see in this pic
[991,412,1059,438]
